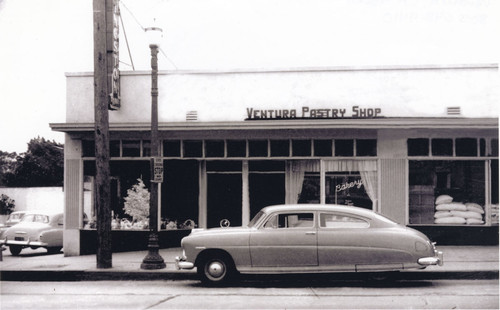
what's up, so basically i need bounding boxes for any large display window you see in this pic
[409,160,497,225]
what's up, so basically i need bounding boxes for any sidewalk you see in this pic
[1,246,498,281]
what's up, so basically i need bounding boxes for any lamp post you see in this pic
[141,25,166,270]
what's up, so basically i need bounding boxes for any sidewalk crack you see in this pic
[145,295,179,309]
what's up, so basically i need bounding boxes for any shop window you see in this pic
[142,140,151,157]
[249,160,285,172]
[325,172,372,209]
[408,160,486,225]
[408,138,429,156]
[110,140,121,157]
[456,138,477,157]
[183,140,203,158]
[335,139,354,156]
[82,140,95,157]
[431,139,453,156]
[122,140,141,157]
[207,160,242,172]
[292,140,312,157]
[298,173,320,203]
[270,140,290,157]
[227,140,246,157]
[83,160,150,230]
[314,139,332,157]
[480,139,486,157]
[491,139,499,157]
[163,140,181,157]
[249,161,285,218]
[356,139,377,157]
[205,140,225,157]
[249,140,268,157]
[162,160,199,230]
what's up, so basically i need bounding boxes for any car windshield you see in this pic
[247,211,266,228]
[21,214,49,224]
[9,213,24,220]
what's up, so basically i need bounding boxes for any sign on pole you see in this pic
[152,157,163,183]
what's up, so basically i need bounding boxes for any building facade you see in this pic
[51,64,499,256]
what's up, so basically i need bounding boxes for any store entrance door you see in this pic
[207,173,242,228]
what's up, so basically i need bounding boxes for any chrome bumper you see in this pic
[2,238,47,247]
[175,256,195,270]
[418,250,444,266]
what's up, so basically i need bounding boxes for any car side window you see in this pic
[320,213,369,229]
[264,213,314,229]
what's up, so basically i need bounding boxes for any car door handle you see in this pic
[305,231,316,235]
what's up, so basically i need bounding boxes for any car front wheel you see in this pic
[9,245,22,256]
[198,254,236,285]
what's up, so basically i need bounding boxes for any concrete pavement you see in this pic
[0,246,498,281]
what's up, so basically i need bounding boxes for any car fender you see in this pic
[39,229,63,247]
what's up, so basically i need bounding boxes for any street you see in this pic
[1,278,498,309]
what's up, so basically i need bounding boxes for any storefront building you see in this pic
[51,64,499,256]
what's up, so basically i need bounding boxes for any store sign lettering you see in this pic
[336,179,363,192]
[246,106,382,120]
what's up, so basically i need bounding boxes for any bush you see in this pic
[0,194,15,215]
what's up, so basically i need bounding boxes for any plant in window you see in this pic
[123,178,150,223]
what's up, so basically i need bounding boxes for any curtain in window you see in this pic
[286,160,320,204]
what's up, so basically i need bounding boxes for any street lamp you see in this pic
[141,24,166,270]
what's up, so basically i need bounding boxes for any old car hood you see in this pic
[189,226,252,236]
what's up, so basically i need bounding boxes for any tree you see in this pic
[0,194,15,215]
[2,137,64,187]
[0,151,18,186]
[123,178,150,222]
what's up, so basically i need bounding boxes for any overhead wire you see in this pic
[120,0,179,70]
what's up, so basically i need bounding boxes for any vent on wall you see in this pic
[186,111,198,121]
[447,106,461,116]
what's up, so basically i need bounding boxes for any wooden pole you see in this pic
[93,0,112,268]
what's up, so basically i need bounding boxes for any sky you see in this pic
[0,0,498,154]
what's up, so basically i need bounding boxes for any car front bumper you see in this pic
[175,255,195,270]
[418,250,444,266]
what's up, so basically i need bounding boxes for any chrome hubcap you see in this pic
[207,261,225,278]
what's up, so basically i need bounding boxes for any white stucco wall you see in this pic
[0,187,64,214]
[65,64,499,123]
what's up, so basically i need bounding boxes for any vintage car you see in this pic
[0,211,27,238]
[1,211,64,256]
[176,204,443,284]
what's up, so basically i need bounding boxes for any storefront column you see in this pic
[198,161,207,228]
[242,161,250,225]
[320,160,326,204]
[63,136,82,256]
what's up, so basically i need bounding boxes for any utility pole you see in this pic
[93,0,112,268]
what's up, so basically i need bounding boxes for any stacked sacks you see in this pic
[434,195,485,225]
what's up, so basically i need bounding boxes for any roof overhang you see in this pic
[50,117,499,134]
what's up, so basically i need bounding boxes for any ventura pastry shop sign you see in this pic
[246,106,382,120]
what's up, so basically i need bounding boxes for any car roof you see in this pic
[21,211,63,217]
[261,204,390,221]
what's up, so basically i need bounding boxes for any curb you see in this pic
[1,270,497,282]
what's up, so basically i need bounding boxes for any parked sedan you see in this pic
[1,211,63,256]
[0,211,27,238]
[176,204,443,284]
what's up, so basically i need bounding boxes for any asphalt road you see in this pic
[1,278,498,309]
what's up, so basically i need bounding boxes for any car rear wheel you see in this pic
[198,254,236,285]
[9,245,22,256]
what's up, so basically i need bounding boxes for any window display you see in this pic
[409,160,488,225]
